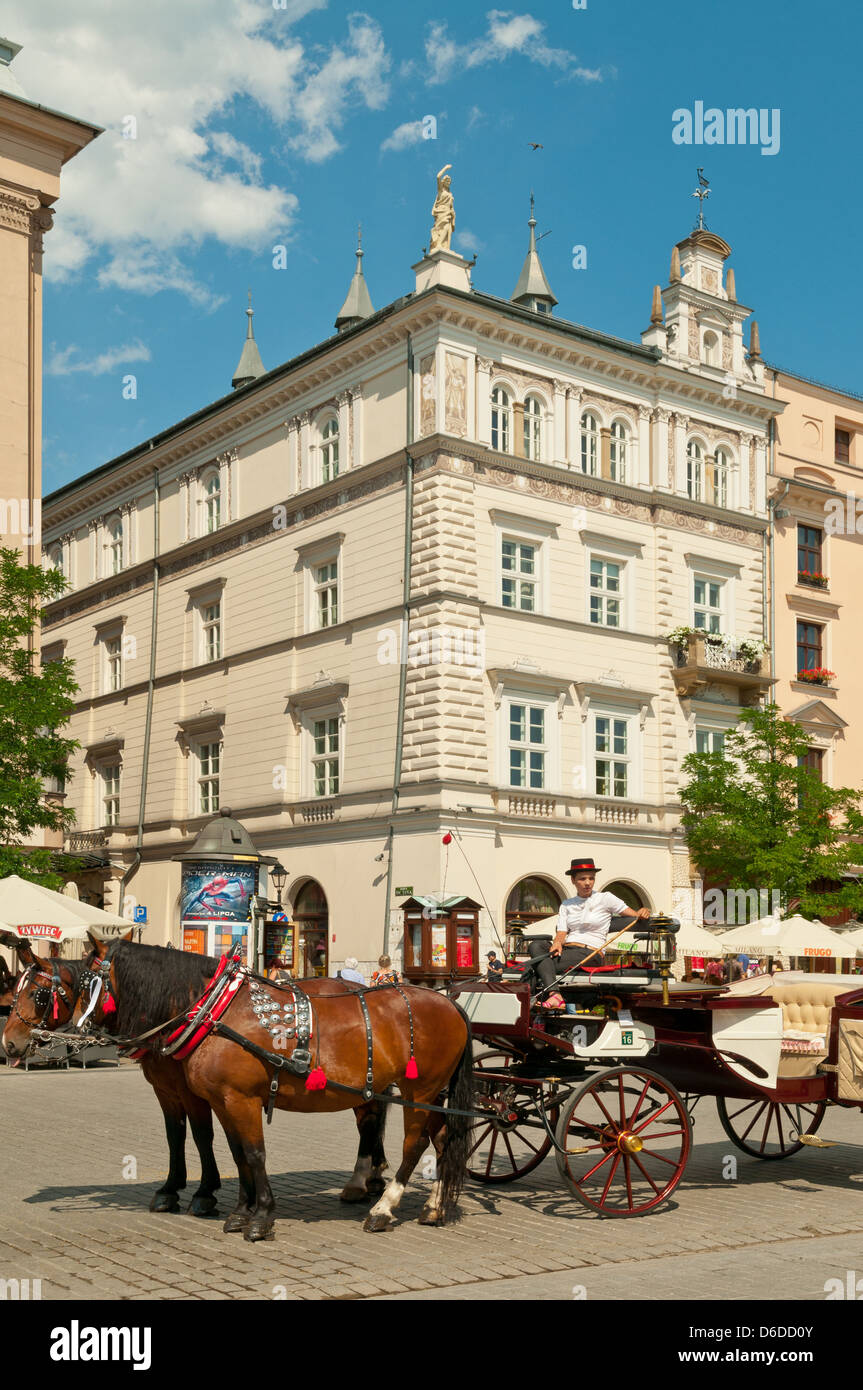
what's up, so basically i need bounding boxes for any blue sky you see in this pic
[7,0,862,493]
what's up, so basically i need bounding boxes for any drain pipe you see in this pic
[118,462,160,928]
[382,337,415,956]
[767,371,789,686]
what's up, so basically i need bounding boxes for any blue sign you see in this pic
[272,911,288,922]
[133,906,148,924]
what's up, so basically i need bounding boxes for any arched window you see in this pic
[713,447,730,508]
[321,417,339,482]
[106,517,123,576]
[687,440,704,501]
[203,471,221,534]
[48,545,64,576]
[580,411,599,476]
[610,420,628,483]
[523,395,543,461]
[491,386,511,453]
[702,330,719,366]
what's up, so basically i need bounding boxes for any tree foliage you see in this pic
[679,703,863,920]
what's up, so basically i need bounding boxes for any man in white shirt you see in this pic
[536,858,650,1007]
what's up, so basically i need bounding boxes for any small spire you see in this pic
[650,285,663,325]
[335,225,374,332]
[670,246,681,282]
[511,192,557,313]
[231,290,266,390]
[748,320,762,361]
[725,267,736,301]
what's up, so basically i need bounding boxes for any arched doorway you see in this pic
[602,881,650,962]
[602,881,648,912]
[293,880,329,978]
[505,876,563,956]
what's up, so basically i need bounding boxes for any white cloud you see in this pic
[455,229,484,256]
[46,339,152,377]
[3,1,391,299]
[380,119,426,153]
[424,10,598,84]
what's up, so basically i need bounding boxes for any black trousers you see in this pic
[533,944,595,991]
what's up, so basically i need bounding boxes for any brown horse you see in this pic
[77,936,474,1240]
[1,937,222,1216]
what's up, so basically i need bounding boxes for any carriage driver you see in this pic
[535,858,651,1008]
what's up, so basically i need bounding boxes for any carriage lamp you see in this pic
[270,862,287,907]
[648,912,680,1006]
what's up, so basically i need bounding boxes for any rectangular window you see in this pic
[102,764,120,827]
[798,747,824,781]
[835,428,851,463]
[508,703,546,789]
[314,561,339,628]
[501,539,536,612]
[589,558,622,627]
[312,717,339,796]
[104,636,122,693]
[594,716,629,798]
[695,728,726,755]
[796,620,822,672]
[693,576,722,633]
[797,524,823,576]
[197,742,221,813]
[201,602,222,663]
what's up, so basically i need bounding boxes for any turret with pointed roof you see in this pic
[231,291,266,390]
[335,226,374,333]
[511,194,557,314]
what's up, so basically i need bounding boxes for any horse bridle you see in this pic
[75,946,119,1031]
[10,958,77,1032]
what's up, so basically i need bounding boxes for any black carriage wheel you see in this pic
[467,1049,557,1184]
[555,1067,691,1217]
[716,1096,827,1160]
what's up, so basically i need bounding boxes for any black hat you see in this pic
[566,858,601,875]
[486,951,498,958]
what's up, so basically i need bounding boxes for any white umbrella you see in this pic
[613,920,723,956]
[719,913,861,960]
[0,874,133,947]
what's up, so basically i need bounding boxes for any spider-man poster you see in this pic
[181,862,257,922]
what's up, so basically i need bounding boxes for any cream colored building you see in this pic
[767,368,863,802]
[42,208,782,974]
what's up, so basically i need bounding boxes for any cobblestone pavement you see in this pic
[1,1063,861,1302]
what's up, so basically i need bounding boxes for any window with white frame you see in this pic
[693,575,723,633]
[593,714,631,798]
[104,635,123,693]
[702,331,719,366]
[202,471,221,534]
[712,448,730,508]
[313,558,339,628]
[311,715,340,796]
[687,440,704,501]
[581,411,599,476]
[589,557,622,627]
[201,600,222,662]
[101,763,121,827]
[523,395,543,461]
[695,727,726,755]
[105,516,123,576]
[321,417,339,483]
[508,701,547,789]
[491,386,511,453]
[501,538,537,612]
[609,421,628,483]
[195,740,221,814]
[48,544,64,576]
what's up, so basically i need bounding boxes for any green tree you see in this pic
[679,703,863,921]
[0,548,79,887]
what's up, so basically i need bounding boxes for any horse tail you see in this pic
[437,1003,474,1222]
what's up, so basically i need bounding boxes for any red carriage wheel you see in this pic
[468,1049,557,1184]
[555,1067,691,1217]
[716,1096,827,1159]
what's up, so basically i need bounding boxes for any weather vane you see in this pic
[692,167,710,230]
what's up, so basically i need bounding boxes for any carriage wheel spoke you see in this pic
[633,1096,675,1134]
[738,1101,769,1144]
[639,1147,684,1168]
[484,1127,499,1177]
[468,1124,494,1159]
[623,1153,634,1209]
[773,1107,787,1154]
[517,1131,541,1155]
[628,1076,653,1127]
[592,1090,619,1130]
[618,1075,627,1127]
[577,1147,617,1184]
[630,1151,663,1196]
[600,1153,621,1204]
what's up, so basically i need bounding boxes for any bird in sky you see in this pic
[696,166,709,188]
[528,142,543,151]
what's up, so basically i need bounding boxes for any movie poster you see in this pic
[180,861,257,922]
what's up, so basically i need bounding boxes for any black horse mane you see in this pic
[105,941,219,1038]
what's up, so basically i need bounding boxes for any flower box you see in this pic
[796,668,835,686]
[797,571,829,589]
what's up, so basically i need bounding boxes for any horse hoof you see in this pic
[363,1214,393,1233]
[188,1195,219,1217]
[244,1220,275,1243]
[365,1178,386,1198]
[418,1208,444,1226]
[223,1211,250,1234]
[339,1186,370,1204]
[149,1193,181,1214]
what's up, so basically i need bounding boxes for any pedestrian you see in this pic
[705,957,725,986]
[728,956,746,983]
[337,955,365,984]
[267,954,292,983]
[486,950,505,984]
[370,954,400,987]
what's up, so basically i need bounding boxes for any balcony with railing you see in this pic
[671,633,773,703]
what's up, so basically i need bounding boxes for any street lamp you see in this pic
[271,861,287,907]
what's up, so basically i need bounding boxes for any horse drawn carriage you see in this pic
[451,915,863,1216]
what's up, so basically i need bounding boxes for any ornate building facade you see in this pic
[41,202,783,974]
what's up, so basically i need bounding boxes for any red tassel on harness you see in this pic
[52,992,59,1020]
[102,995,116,1015]
[405,1056,419,1079]
[305,1067,327,1091]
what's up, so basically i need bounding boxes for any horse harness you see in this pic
[12,959,76,1031]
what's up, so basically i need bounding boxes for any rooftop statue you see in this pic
[429,164,454,253]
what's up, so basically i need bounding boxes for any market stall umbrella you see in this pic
[0,874,133,947]
[837,925,863,954]
[718,914,861,961]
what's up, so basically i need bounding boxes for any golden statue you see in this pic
[429,164,454,253]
